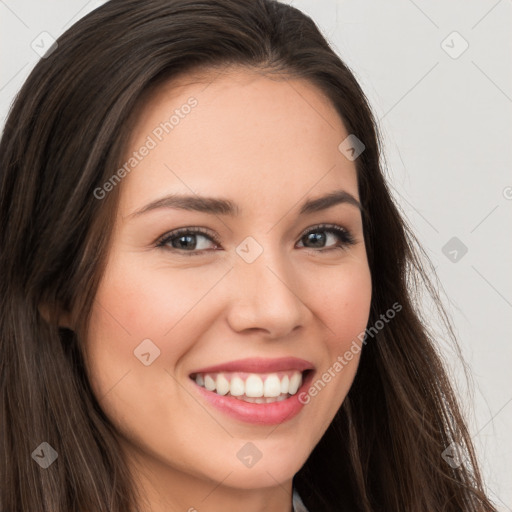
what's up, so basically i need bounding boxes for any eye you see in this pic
[296,223,356,253]
[156,227,220,255]
[156,223,356,256]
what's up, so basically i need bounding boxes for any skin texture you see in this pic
[83,67,372,512]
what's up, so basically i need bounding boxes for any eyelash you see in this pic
[155,223,356,257]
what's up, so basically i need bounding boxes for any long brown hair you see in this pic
[0,0,497,510]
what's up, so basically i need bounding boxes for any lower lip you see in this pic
[190,371,314,425]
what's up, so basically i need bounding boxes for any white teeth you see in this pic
[234,394,289,404]
[204,375,216,391]
[245,374,264,397]
[263,374,282,398]
[215,374,230,396]
[230,376,244,396]
[280,375,289,394]
[193,370,306,401]
[288,372,302,395]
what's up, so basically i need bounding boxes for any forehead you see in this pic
[117,67,359,216]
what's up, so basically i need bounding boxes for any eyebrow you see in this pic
[127,189,363,219]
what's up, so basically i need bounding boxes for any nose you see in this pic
[225,245,311,339]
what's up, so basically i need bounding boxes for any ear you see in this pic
[38,302,74,330]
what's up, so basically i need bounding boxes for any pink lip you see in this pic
[189,366,316,426]
[189,356,314,375]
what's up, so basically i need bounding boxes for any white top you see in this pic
[292,488,309,512]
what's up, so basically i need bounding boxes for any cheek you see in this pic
[83,255,229,393]
[313,261,372,348]
[90,254,218,340]
[294,262,371,443]
[307,261,371,379]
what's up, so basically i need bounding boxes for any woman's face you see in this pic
[84,67,372,505]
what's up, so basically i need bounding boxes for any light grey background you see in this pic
[1,0,511,509]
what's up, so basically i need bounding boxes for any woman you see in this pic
[0,0,498,511]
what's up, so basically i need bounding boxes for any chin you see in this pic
[213,440,311,489]
[216,458,304,489]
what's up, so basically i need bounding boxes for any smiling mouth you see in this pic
[189,370,312,404]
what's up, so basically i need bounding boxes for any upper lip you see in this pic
[189,357,315,375]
